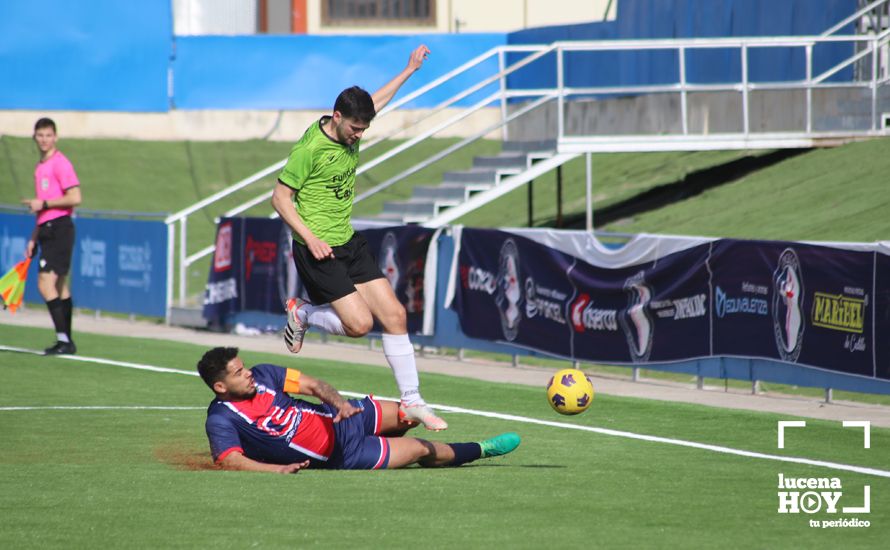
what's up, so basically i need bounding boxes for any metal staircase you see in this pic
[374,140,558,224]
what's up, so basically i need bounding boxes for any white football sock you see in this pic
[57,332,70,343]
[382,332,424,405]
[301,304,346,336]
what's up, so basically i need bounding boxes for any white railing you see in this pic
[554,31,890,153]
[165,13,890,314]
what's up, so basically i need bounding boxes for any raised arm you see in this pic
[371,44,430,113]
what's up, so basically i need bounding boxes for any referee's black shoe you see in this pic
[44,341,77,355]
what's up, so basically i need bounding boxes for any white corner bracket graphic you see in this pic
[777,420,807,449]
[842,420,871,449]
[842,485,871,514]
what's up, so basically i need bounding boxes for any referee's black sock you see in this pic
[46,298,70,343]
[61,297,73,341]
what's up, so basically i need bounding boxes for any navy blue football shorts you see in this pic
[326,396,390,470]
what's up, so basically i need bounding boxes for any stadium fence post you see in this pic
[825,388,833,404]
[632,367,640,382]
[457,348,465,361]
[512,354,519,367]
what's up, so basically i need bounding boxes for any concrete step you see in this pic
[363,212,411,224]
[412,183,494,203]
[472,153,528,169]
[442,167,521,184]
[382,199,439,218]
[412,185,467,204]
[501,139,558,153]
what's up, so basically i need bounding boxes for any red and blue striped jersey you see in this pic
[205,364,336,465]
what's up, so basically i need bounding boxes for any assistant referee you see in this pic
[23,118,82,355]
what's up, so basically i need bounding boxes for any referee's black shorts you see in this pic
[37,215,75,276]
[292,232,384,305]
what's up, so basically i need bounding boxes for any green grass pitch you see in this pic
[1,324,887,548]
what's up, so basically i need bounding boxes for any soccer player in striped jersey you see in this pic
[198,347,520,473]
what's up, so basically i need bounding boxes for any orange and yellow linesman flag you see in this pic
[0,257,32,313]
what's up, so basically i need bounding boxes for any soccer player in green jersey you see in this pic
[271,45,448,431]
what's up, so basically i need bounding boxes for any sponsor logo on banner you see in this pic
[811,286,868,354]
[570,293,619,333]
[379,231,400,290]
[118,242,152,290]
[524,277,568,325]
[773,248,804,362]
[496,239,522,341]
[811,292,865,334]
[715,283,769,318]
[649,294,708,320]
[277,223,299,305]
[205,278,238,305]
[214,222,232,272]
[245,235,277,281]
[80,237,107,287]
[619,271,654,362]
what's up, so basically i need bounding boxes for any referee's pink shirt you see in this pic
[34,151,79,225]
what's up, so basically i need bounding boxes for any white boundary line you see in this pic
[0,406,204,411]
[3,345,889,479]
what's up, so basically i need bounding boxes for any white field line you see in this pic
[3,345,889,479]
[0,406,204,411]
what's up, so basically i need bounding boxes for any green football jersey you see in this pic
[278,117,359,246]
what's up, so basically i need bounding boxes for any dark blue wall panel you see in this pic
[507,0,857,91]
[0,1,171,111]
[173,34,505,110]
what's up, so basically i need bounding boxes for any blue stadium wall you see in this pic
[0,0,858,111]
[507,0,858,90]
[173,34,504,110]
[0,1,172,111]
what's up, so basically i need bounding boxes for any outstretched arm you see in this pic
[297,373,362,423]
[220,451,309,474]
[371,44,430,113]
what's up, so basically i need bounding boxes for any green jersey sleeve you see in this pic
[278,145,314,191]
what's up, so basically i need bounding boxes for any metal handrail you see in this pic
[166,26,890,310]
[364,45,555,150]
[353,92,558,204]
[822,0,888,37]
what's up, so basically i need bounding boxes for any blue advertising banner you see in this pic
[0,212,169,317]
[362,226,436,335]
[452,228,888,381]
[203,218,434,334]
[710,240,875,377]
[203,218,294,324]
